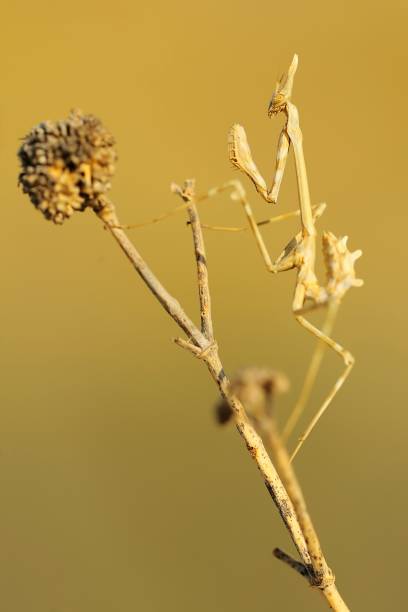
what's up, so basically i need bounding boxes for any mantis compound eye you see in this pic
[268,93,286,117]
[268,54,298,117]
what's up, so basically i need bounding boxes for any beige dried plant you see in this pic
[199,54,363,461]
[18,55,360,611]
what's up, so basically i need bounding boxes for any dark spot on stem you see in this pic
[215,400,233,424]
[218,368,226,382]
[247,445,258,459]
[197,252,207,265]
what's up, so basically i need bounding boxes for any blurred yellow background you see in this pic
[1,1,407,610]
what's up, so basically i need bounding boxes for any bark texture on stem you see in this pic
[187,202,214,340]
[100,205,206,349]
[203,351,313,570]
[96,199,349,611]
[266,418,331,585]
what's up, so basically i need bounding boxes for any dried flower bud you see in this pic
[18,109,117,224]
[215,367,289,426]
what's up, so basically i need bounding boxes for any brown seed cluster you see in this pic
[18,109,117,224]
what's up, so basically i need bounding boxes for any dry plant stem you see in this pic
[203,350,312,569]
[98,203,206,349]
[265,419,348,610]
[267,418,326,573]
[97,205,312,574]
[182,204,348,610]
[282,300,339,443]
[185,198,214,340]
[274,548,348,611]
[97,200,349,611]
[273,547,311,581]
[173,194,313,570]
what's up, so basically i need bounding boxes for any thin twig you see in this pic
[96,201,315,579]
[273,546,349,611]
[174,180,214,340]
[264,418,346,605]
[273,548,310,581]
[19,58,355,611]
[203,351,314,572]
[183,211,348,609]
[98,199,206,349]
[188,203,214,339]
[96,195,349,611]
[232,374,348,609]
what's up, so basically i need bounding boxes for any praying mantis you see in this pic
[125,54,363,461]
[201,54,363,460]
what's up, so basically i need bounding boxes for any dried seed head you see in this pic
[215,367,289,426]
[18,109,117,224]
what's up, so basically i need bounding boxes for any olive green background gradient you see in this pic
[1,1,407,610]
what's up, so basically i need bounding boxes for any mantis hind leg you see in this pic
[282,300,338,442]
[289,304,354,462]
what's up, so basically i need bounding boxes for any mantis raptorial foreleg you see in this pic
[228,125,290,205]
[270,130,290,203]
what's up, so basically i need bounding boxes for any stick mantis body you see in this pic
[226,54,363,460]
[119,55,362,461]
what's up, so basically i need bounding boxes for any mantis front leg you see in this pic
[229,124,290,204]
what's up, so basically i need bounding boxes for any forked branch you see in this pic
[97,183,348,611]
[17,64,355,610]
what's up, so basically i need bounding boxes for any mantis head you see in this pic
[268,54,298,117]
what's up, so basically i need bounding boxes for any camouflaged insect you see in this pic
[224,55,364,460]
[18,110,117,224]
